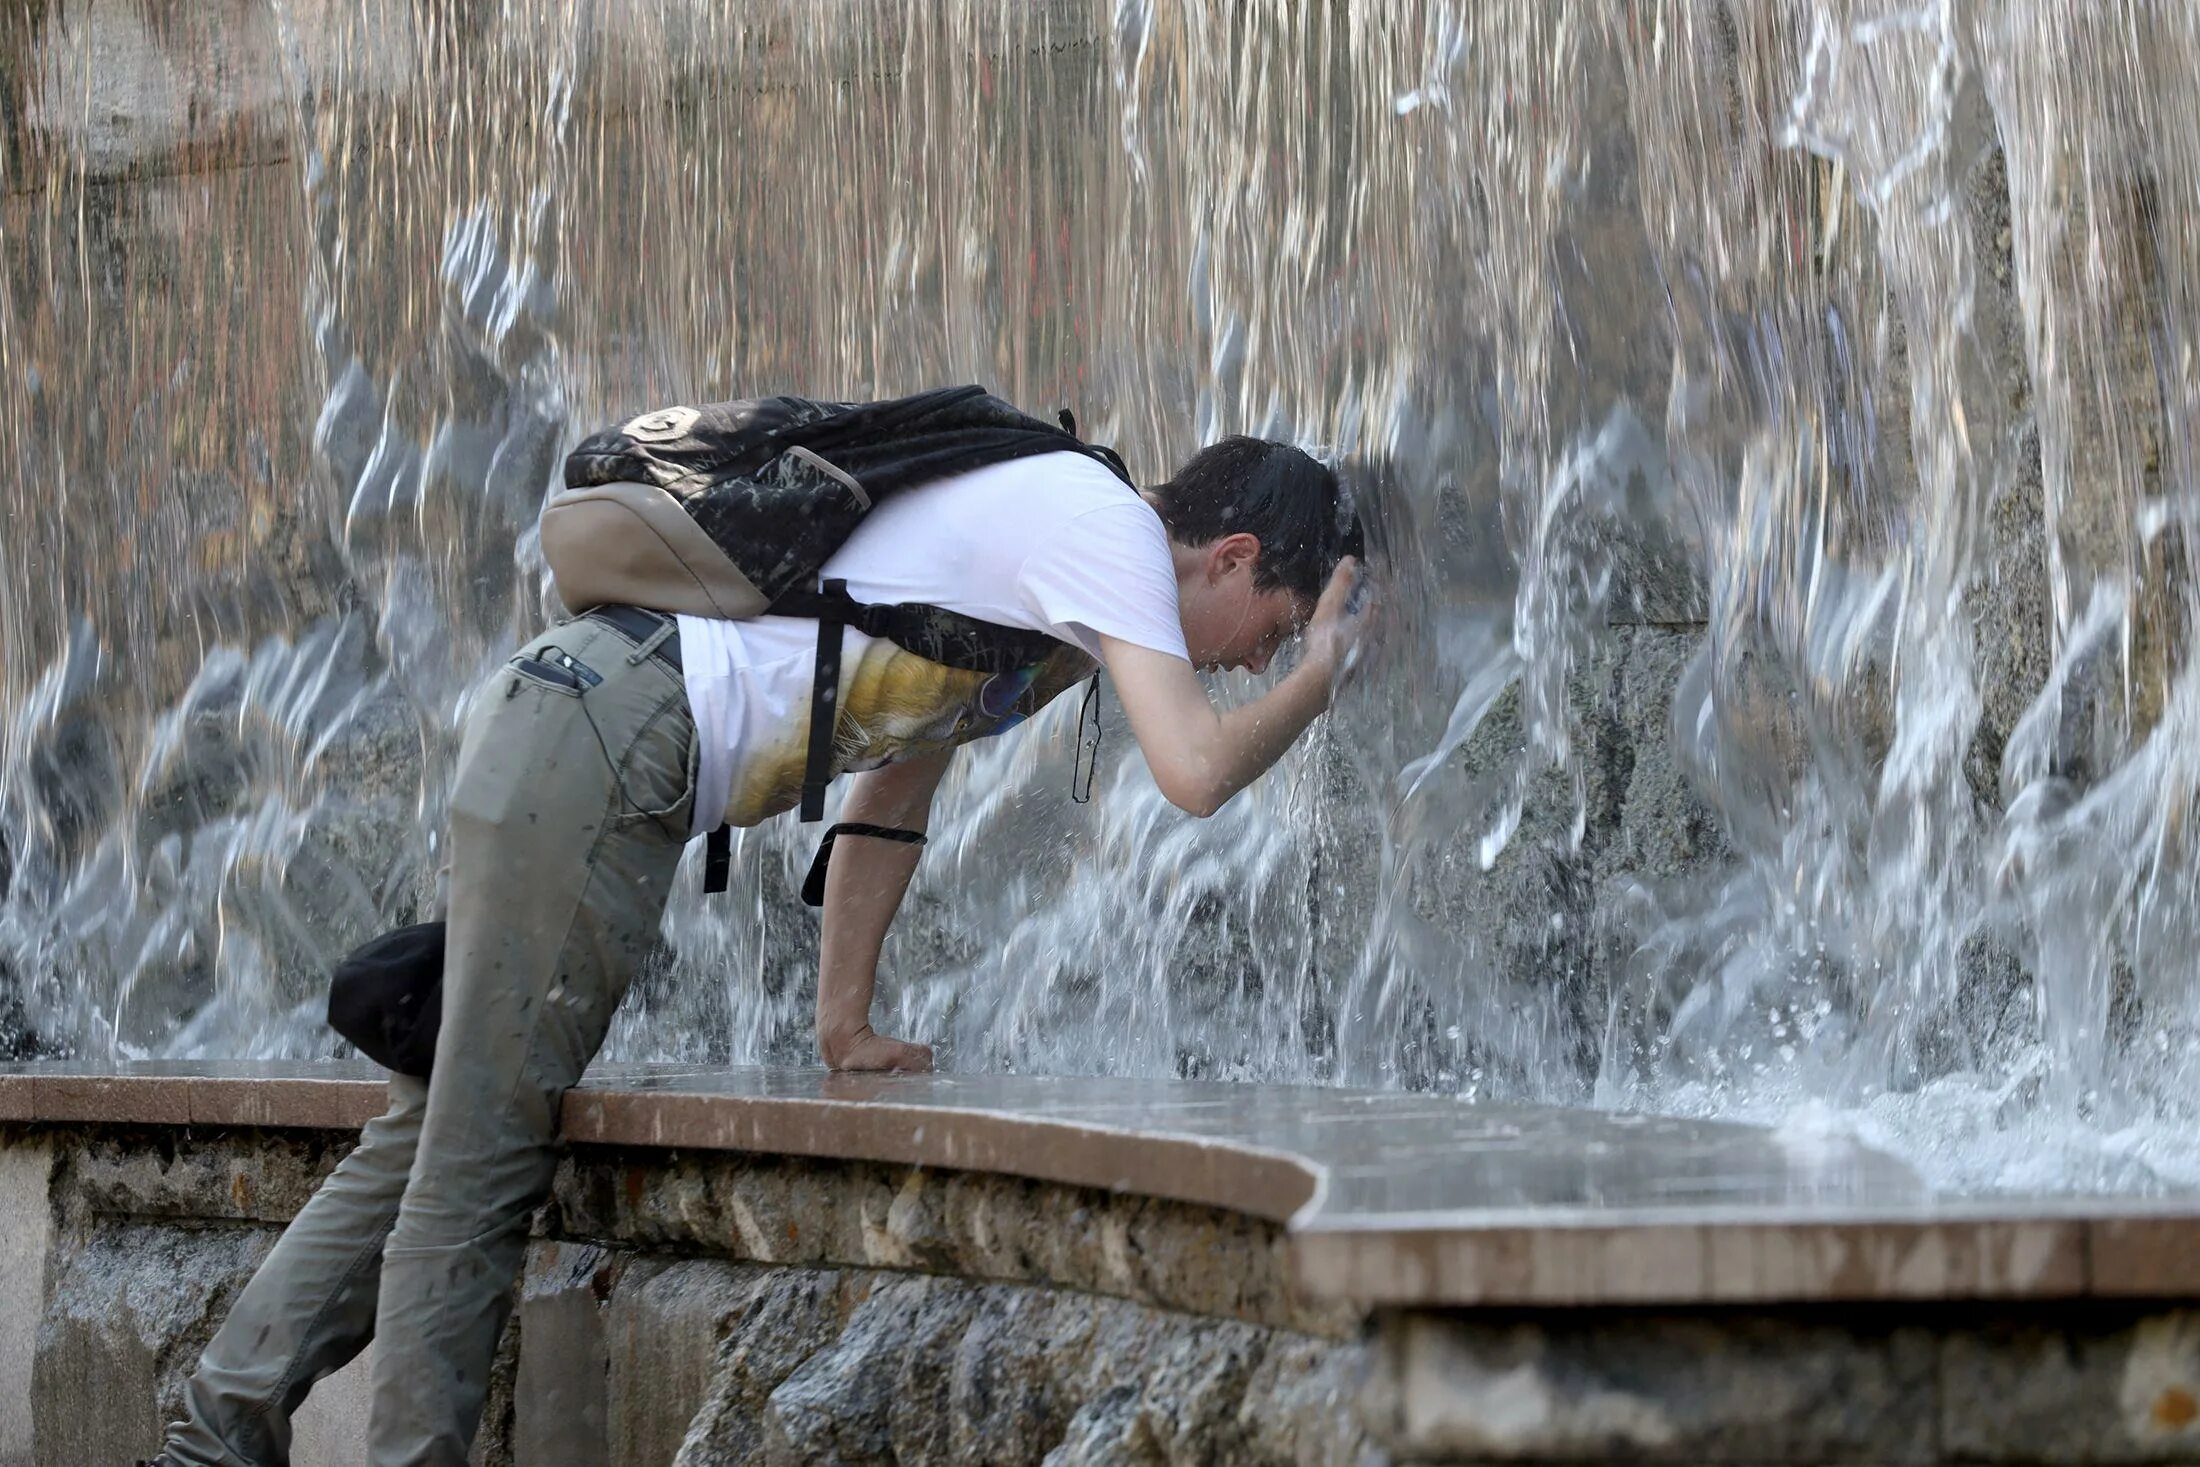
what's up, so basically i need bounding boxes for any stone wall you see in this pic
[1378,1307,2200,1466]
[12,1116,2200,1466]
[11,1121,1370,1466]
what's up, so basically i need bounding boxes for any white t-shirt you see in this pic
[676,451,1189,834]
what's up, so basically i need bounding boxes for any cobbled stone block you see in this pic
[32,1221,274,1465]
[1381,1311,1937,1465]
[1941,1309,2200,1463]
[514,1241,616,1467]
[0,1140,52,1467]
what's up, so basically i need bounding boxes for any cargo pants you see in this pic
[164,612,698,1466]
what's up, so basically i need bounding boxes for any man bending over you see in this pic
[158,420,1366,1465]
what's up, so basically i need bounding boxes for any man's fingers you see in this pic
[1320,556,1359,607]
[872,1037,932,1071]
[1312,557,1366,627]
[833,1034,934,1072]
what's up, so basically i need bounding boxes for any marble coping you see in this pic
[2,1059,2196,1309]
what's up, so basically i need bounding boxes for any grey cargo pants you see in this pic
[164,613,698,1466]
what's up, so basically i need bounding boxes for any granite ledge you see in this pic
[4,1060,2198,1309]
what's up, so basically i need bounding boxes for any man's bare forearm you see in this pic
[1181,658,1333,815]
[815,751,950,1066]
[1101,636,1341,818]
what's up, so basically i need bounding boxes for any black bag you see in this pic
[544,384,1130,637]
[326,922,445,1078]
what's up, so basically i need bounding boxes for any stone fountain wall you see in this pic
[12,1119,1370,1466]
[13,1113,2200,1466]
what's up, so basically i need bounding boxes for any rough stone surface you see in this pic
[609,1259,763,1467]
[0,1139,51,1467]
[18,1122,1367,1464]
[552,1145,1348,1337]
[32,1220,274,1465]
[515,1241,615,1467]
[471,1311,526,1467]
[23,1181,517,1466]
[1941,1309,2200,1464]
[41,1120,349,1227]
[1377,1306,2200,1465]
[1382,1311,1938,1464]
[667,1267,1375,1467]
[12,1119,1342,1334]
[291,1347,375,1467]
[576,1257,1377,1466]
[674,1269,866,1466]
[1591,627,1732,892]
[21,1120,2200,1463]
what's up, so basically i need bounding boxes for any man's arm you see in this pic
[1102,558,1364,817]
[816,748,953,1071]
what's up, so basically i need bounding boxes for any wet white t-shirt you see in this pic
[675,451,1190,834]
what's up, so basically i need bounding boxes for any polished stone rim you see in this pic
[4,1059,2196,1307]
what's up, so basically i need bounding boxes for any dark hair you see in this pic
[1148,436,1362,601]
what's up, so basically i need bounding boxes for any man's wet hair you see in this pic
[1149,436,1363,601]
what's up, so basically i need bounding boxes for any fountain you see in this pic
[3,1,2199,1462]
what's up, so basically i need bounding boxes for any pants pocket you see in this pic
[505,652,586,697]
[611,694,699,828]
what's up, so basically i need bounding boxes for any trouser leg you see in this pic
[366,618,696,1466]
[163,1077,427,1467]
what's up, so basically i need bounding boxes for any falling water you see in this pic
[2,0,2196,1194]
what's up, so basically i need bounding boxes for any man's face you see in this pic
[1179,534,1311,675]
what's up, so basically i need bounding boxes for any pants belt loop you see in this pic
[626,615,677,667]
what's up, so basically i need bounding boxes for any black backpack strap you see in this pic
[703,823,732,893]
[800,579,850,822]
[770,586,1059,675]
[1077,440,1132,486]
[1054,405,1133,486]
[800,822,927,906]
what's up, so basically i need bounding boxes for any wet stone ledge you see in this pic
[27,1120,1348,1338]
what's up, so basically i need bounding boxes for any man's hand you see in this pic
[1301,555,1370,681]
[821,1023,933,1072]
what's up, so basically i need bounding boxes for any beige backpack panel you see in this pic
[539,481,771,621]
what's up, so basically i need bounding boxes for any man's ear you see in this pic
[1208,531,1263,581]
